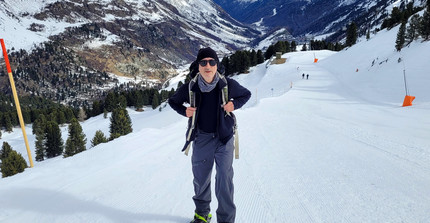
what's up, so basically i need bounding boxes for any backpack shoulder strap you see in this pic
[220,75,240,159]
[220,74,230,116]
[188,74,199,107]
[183,74,199,156]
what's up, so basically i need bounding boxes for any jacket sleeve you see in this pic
[168,83,190,117]
[227,78,251,110]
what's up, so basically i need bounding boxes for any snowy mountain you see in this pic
[0,0,257,53]
[1,22,429,222]
[214,0,427,38]
[0,0,259,106]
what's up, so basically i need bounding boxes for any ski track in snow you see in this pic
[234,51,430,222]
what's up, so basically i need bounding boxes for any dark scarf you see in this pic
[197,72,220,92]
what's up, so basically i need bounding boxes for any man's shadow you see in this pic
[1,187,189,222]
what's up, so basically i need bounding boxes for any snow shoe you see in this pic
[190,213,212,223]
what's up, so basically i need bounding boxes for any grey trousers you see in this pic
[192,130,236,223]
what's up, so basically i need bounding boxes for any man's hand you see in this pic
[223,101,234,113]
[186,107,197,117]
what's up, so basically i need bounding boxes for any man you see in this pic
[168,47,251,223]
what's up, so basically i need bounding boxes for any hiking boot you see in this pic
[190,213,212,223]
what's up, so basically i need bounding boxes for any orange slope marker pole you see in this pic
[1,39,34,168]
[402,66,415,107]
[402,95,415,107]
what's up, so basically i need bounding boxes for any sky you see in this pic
[0,25,430,222]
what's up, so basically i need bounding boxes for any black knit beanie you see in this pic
[196,47,219,62]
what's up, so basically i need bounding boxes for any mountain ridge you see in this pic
[0,0,259,107]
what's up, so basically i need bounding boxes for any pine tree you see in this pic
[274,41,286,53]
[420,5,430,40]
[301,43,307,51]
[103,108,108,119]
[135,91,144,111]
[239,51,251,73]
[118,95,127,109]
[109,108,133,140]
[406,14,421,44]
[346,22,358,47]
[34,114,47,161]
[57,111,67,125]
[291,41,297,51]
[4,113,13,132]
[91,100,102,117]
[1,150,28,178]
[152,92,160,109]
[391,7,403,26]
[142,91,149,105]
[32,114,45,135]
[250,50,258,66]
[105,92,117,112]
[396,21,406,51]
[0,142,13,160]
[91,130,108,147]
[64,118,87,158]
[264,45,275,60]
[257,50,265,64]
[35,131,46,161]
[44,121,64,158]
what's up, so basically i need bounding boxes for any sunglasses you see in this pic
[198,59,217,67]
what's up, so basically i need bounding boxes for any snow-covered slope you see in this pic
[1,26,429,222]
[0,0,60,50]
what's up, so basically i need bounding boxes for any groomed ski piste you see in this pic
[1,26,429,222]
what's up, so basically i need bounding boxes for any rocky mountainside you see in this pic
[214,0,427,39]
[0,0,259,107]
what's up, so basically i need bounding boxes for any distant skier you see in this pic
[306,74,309,79]
[302,73,305,79]
[169,47,251,223]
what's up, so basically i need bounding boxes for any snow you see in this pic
[255,28,289,50]
[0,0,86,51]
[272,8,277,16]
[1,26,430,222]
[0,0,250,53]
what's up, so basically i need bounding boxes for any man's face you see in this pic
[198,57,218,83]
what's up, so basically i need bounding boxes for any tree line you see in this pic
[0,93,78,132]
[86,87,175,119]
[395,2,430,51]
[1,104,133,178]
[381,2,424,31]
